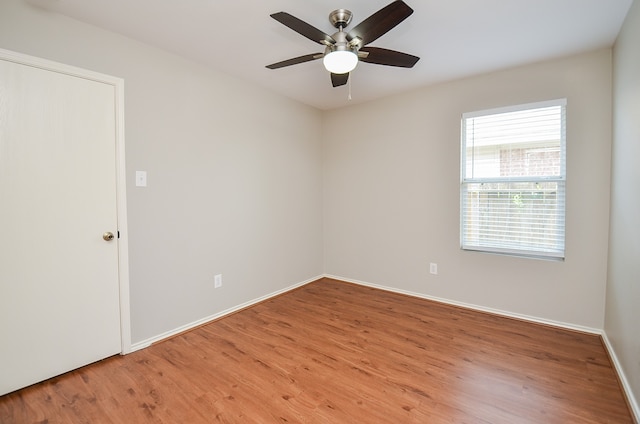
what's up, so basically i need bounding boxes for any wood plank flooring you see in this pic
[0,278,633,423]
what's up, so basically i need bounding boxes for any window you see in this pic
[460,99,566,259]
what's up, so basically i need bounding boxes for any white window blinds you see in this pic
[461,99,566,259]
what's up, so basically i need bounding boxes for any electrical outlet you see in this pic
[214,274,222,288]
[429,263,438,275]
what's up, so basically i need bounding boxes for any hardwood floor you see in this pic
[0,278,633,423]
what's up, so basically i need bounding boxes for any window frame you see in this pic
[460,99,567,260]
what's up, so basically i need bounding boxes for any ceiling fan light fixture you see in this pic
[323,49,358,74]
[266,1,420,87]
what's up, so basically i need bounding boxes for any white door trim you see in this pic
[0,47,132,354]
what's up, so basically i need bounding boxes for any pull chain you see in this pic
[348,72,352,101]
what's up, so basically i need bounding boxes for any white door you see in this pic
[0,54,124,395]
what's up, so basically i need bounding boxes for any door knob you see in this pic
[103,232,115,241]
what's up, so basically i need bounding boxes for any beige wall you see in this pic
[324,49,613,330]
[608,0,640,413]
[0,0,324,343]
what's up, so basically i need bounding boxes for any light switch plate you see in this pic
[135,171,147,187]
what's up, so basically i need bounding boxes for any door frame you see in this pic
[0,47,132,354]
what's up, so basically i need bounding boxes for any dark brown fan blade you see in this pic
[331,73,349,87]
[347,1,413,46]
[266,53,322,70]
[359,47,420,68]
[271,12,336,45]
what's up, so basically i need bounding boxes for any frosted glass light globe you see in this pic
[323,50,358,74]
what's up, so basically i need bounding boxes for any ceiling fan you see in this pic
[266,0,420,88]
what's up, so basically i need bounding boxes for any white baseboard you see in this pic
[601,332,640,423]
[128,275,323,352]
[323,274,602,335]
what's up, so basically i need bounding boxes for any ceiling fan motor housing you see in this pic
[325,30,355,54]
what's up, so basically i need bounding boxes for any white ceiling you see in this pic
[29,0,632,110]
